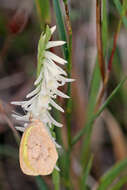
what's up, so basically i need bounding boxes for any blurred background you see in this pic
[0,0,127,189]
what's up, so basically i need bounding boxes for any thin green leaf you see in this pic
[97,158,127,190]
[35,0,51,24]
[113,0,122,13]
[102,0,108,54]
[87,62,101,121]
[52,0,68,59]
[81,155,93,190]
[35,176,49,190]
[113,0,127,29]
[72,76,127,146]
[112,176,127,190]
[52,168,60,190]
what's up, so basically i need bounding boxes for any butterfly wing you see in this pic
[19,121,58,176]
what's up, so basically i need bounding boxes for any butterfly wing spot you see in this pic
[48,147,51,152]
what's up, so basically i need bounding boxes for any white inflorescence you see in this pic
[11,26,74,148]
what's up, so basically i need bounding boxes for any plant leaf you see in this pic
[113,0,127,29]
[35,0,51,24]
[97,158,127,190]
[72,76,127,146]
[81,155,93,190]
[52,0,68,59]
[111,176,127,190]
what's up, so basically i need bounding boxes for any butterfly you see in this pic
[19,120,58,176]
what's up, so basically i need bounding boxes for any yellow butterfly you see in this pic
[19,120,58,176]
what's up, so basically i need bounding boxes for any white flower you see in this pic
[11,25,74,143]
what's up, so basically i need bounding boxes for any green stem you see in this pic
[66,32,72,147]
[52,169,60,190]
[63,2,73,189]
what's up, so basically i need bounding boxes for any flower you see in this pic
[11,25,74,148]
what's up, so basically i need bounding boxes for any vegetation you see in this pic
[0,0,127,189]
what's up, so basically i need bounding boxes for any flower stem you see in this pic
[52,169,60,190]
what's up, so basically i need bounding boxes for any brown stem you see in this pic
[108,21,122,72]
[95,71,109,112]
[96,0,105,82]
[64,3,72,36]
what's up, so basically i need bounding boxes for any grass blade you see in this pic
[52,0,68,58]
[72,76,127,146]
[112,176,127,190]
[81,155,93,190]
[102,0,108,54]
[97,158,127,190]
[35,0,51,25]
[113,0,127,29]
[87,62,101,121]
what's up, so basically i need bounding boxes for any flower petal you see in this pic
[26,86,40,98]
[55,89,70,98]
[52,138,62,149]
[46,58,67,76]
[55,165,60,171]
[46,41,66,49]
[12,114,29,121]
[45,51,67,65]
[22,94,38,109]
[50,25,56,34]
[50,99,64,112]
[15,126,25,132]
[57,75,75,83]
[47,112,63,127]
[11,101,26,106]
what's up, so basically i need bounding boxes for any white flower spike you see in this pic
[11,25,74,176]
